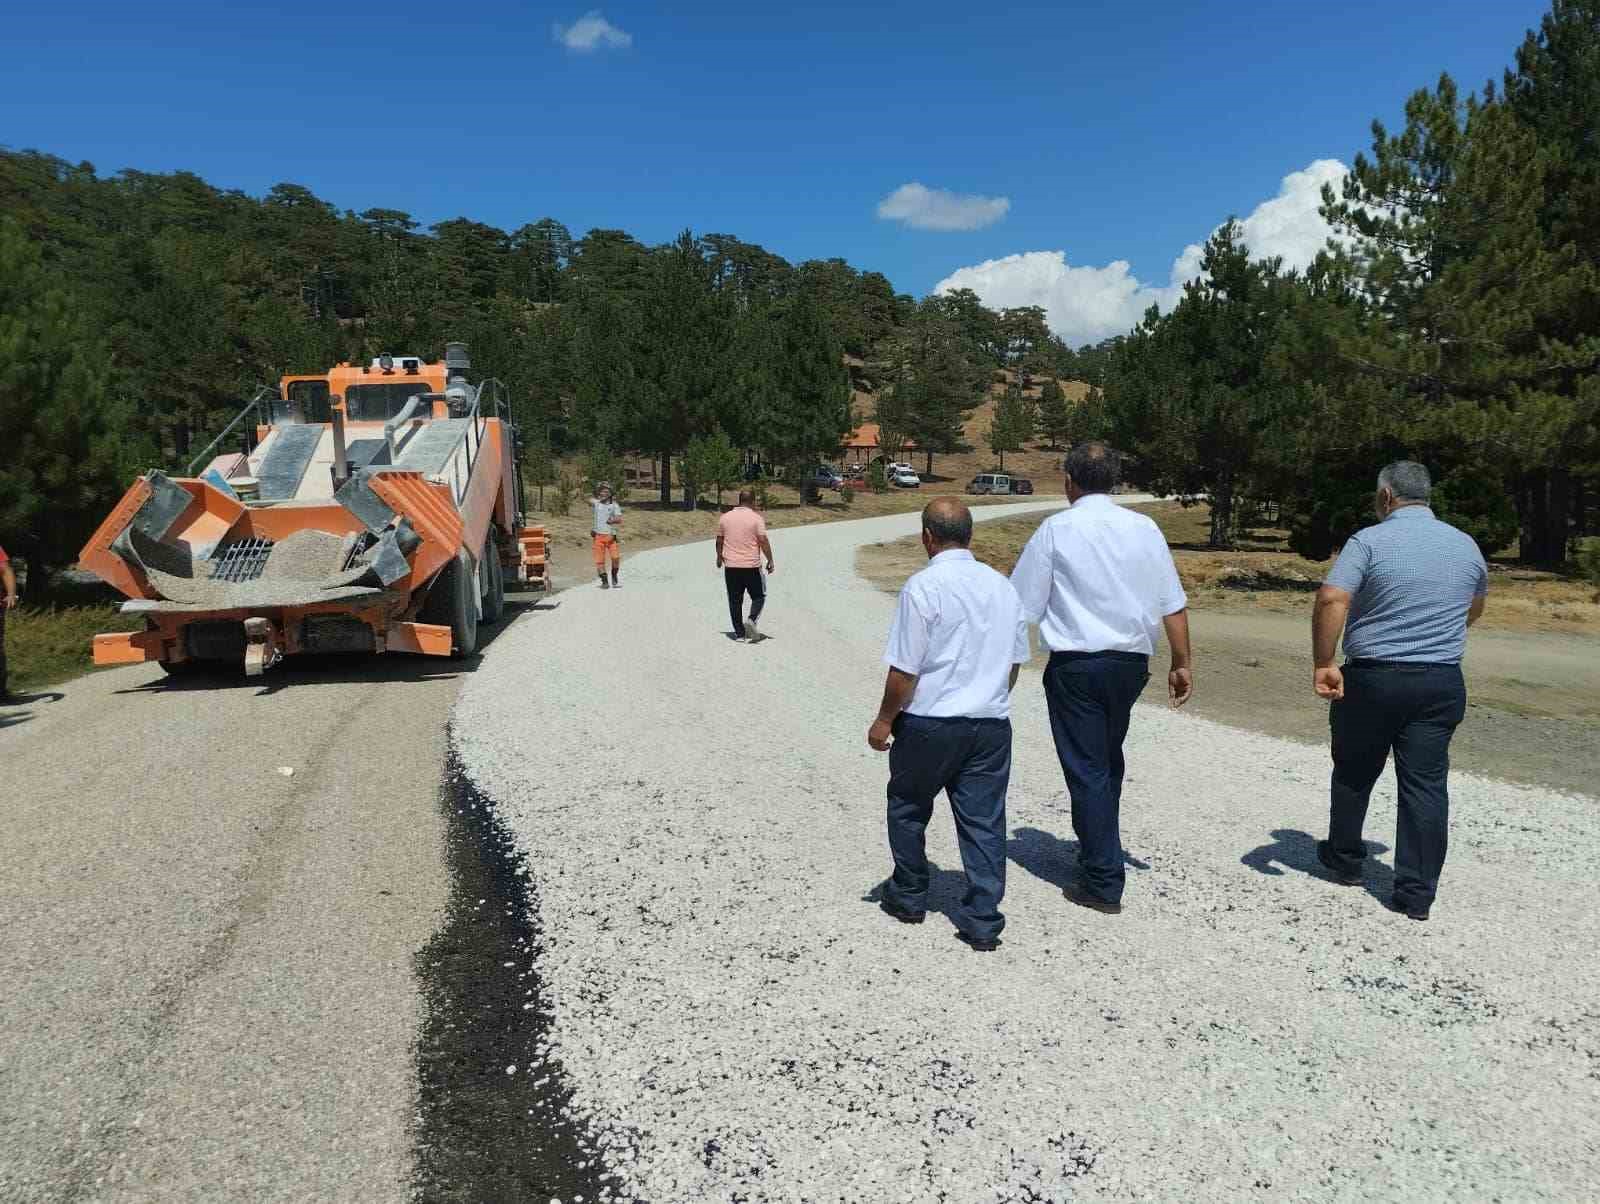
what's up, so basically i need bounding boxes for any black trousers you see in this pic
[723,567,765,634]
[1042,650,1150,904]
[882,714,1012,941]
[1325,660,1467,910]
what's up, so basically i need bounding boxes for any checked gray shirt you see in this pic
[1325,506,1488,664]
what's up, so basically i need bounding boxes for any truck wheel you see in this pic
[481,538,505,623]
[451,550,479,656]
[422,550,478,657]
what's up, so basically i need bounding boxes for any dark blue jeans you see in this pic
[883,714,1012,941]
[1326,660,1467,911]
[1042,651,1150,904]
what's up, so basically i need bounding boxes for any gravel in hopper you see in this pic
[454,500,1600,1203]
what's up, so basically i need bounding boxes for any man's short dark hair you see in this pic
[922,498,973,547]
[738,488,756,506]
[1064,441,1120,494]
[1378,461,1431,503]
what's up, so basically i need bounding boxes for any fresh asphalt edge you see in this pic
[410,733,619,1203]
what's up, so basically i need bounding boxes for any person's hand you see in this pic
[2,594,17,610]
[1314,666,1344,701]
[766,562,776,575]
[1168,667,1193,708]
[715,558,723,570]
[867,719,893,751]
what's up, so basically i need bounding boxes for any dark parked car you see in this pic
[1011,478,1034,495]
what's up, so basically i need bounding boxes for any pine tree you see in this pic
[1323,74,1599,562]
[988,387,1031,471]
[1036,378,1072,448]
[0,220,146,583]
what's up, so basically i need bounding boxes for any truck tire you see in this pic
[481,537,505,624]
[422,550,478,657]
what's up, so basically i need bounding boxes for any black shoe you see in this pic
[611,576,621,589]
[877,896,925,925]
[1385,898,1431,922]
[1063,882,1122,914]
[956,930,1001,952]
[598,577,610,590]
[1316,840,1363,886]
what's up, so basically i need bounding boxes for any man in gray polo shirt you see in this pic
[1312,461,1488,920]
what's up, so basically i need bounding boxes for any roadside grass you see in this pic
[857,498,1600,638]
[7,600,140,694]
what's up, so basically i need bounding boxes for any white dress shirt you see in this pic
[883,549,1031,720]
[1009,493,1187,656]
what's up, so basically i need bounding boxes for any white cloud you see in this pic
[877,183,1011,232]
[553,10,633,52]
[935,159,1348,345]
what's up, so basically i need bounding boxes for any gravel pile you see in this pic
[455,501,1600,1202]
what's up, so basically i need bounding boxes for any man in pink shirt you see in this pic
[715,490,776,641]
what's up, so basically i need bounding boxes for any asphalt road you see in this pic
[0,649,467,1201]
[456,502,1600,1202]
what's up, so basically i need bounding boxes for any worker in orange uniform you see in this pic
[0,543,17,704]
[591,482,623,590]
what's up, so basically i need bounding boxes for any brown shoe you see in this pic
[1063,882,1122,914]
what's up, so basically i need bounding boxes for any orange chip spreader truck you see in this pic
[79,343,550,676]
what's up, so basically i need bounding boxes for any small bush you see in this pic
[550,473,579,517]
[1577,537,1600,601]
[839,484,855,508]
[867,461,888,494]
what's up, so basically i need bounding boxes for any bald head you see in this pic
[922,497,973,550]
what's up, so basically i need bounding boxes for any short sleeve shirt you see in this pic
[0,544,8,566]
[884,549,1031,720]
[1009,494,1187,655]
[591,499,622,537]
[717,507,768,569]
[1325,506,1488,663]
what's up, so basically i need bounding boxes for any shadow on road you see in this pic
[1241,827,1396,904]
[109,598,561,697]
[1006,825,1151,893]
[0,711,34,730]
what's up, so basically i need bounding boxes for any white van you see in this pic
[968,473,1011,496]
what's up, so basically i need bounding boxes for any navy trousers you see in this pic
[724,567,766,635]
[883,714,1012,942]
[1325,660,1466,911]
[1042,651,1150,904]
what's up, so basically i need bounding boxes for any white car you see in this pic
[891,468,921,488]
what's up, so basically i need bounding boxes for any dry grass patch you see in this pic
[857,498,1600,638]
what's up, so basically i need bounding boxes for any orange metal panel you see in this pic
[455,422,508,559]
[387,621,453,657]
[170,478,246,554]
[366,471,465,592]
[238,504,366,542]
[78,478,156,600]
[92,630,163,665]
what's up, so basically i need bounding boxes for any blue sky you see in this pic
[3,1,1552,340]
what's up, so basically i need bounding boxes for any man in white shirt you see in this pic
[1010,442,1193,914]
[868,498,1031,952]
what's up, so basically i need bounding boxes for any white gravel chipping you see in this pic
[454,500,1600,1203]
